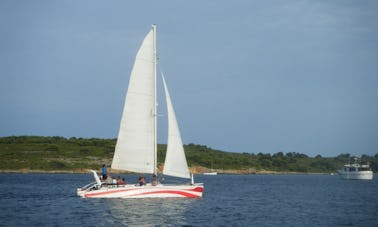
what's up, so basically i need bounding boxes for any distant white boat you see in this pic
[203,172,217,176]
[203,160,217,175]
[77,25,204,198]
[337,157,373,180]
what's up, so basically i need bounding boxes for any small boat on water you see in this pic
[337,157,373,180]
[203,160,217,175]
[77,25,203,198]
[203,172,217,176]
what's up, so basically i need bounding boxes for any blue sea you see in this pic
[1,173,377,226]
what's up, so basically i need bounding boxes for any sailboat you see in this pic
[77,25,204,198]
[203,161,217,175]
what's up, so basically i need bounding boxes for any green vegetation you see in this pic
[183,144,378,173]
[0,136,114,171]
[1,136,377,173]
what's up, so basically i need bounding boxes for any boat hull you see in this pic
[337,170,373,180]
[203,172,217,175]
[77,183,204,198]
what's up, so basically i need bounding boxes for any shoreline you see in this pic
[0,169,336,175]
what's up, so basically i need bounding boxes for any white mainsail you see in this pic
[162,76,191,179]
[111,26,156,173]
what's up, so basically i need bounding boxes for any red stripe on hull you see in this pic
[136,190,200,198]
[191,187,203,192]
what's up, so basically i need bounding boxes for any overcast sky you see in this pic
[1,0,377,157]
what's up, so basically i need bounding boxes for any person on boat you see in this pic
[101,164,107,180]
[138,176,146,186]
[151,174,157,186]
[117,176,125,185]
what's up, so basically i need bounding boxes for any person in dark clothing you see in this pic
[138,176,146,186]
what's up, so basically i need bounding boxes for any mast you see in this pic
[152,24,157,176]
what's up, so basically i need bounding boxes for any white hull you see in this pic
[338,170,373,180]
[77,183,204,198]
[203,172,217,175]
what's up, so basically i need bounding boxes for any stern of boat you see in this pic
[77,188,86,198]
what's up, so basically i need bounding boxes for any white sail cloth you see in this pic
[112,28,156,173]
[162,76,191,179]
